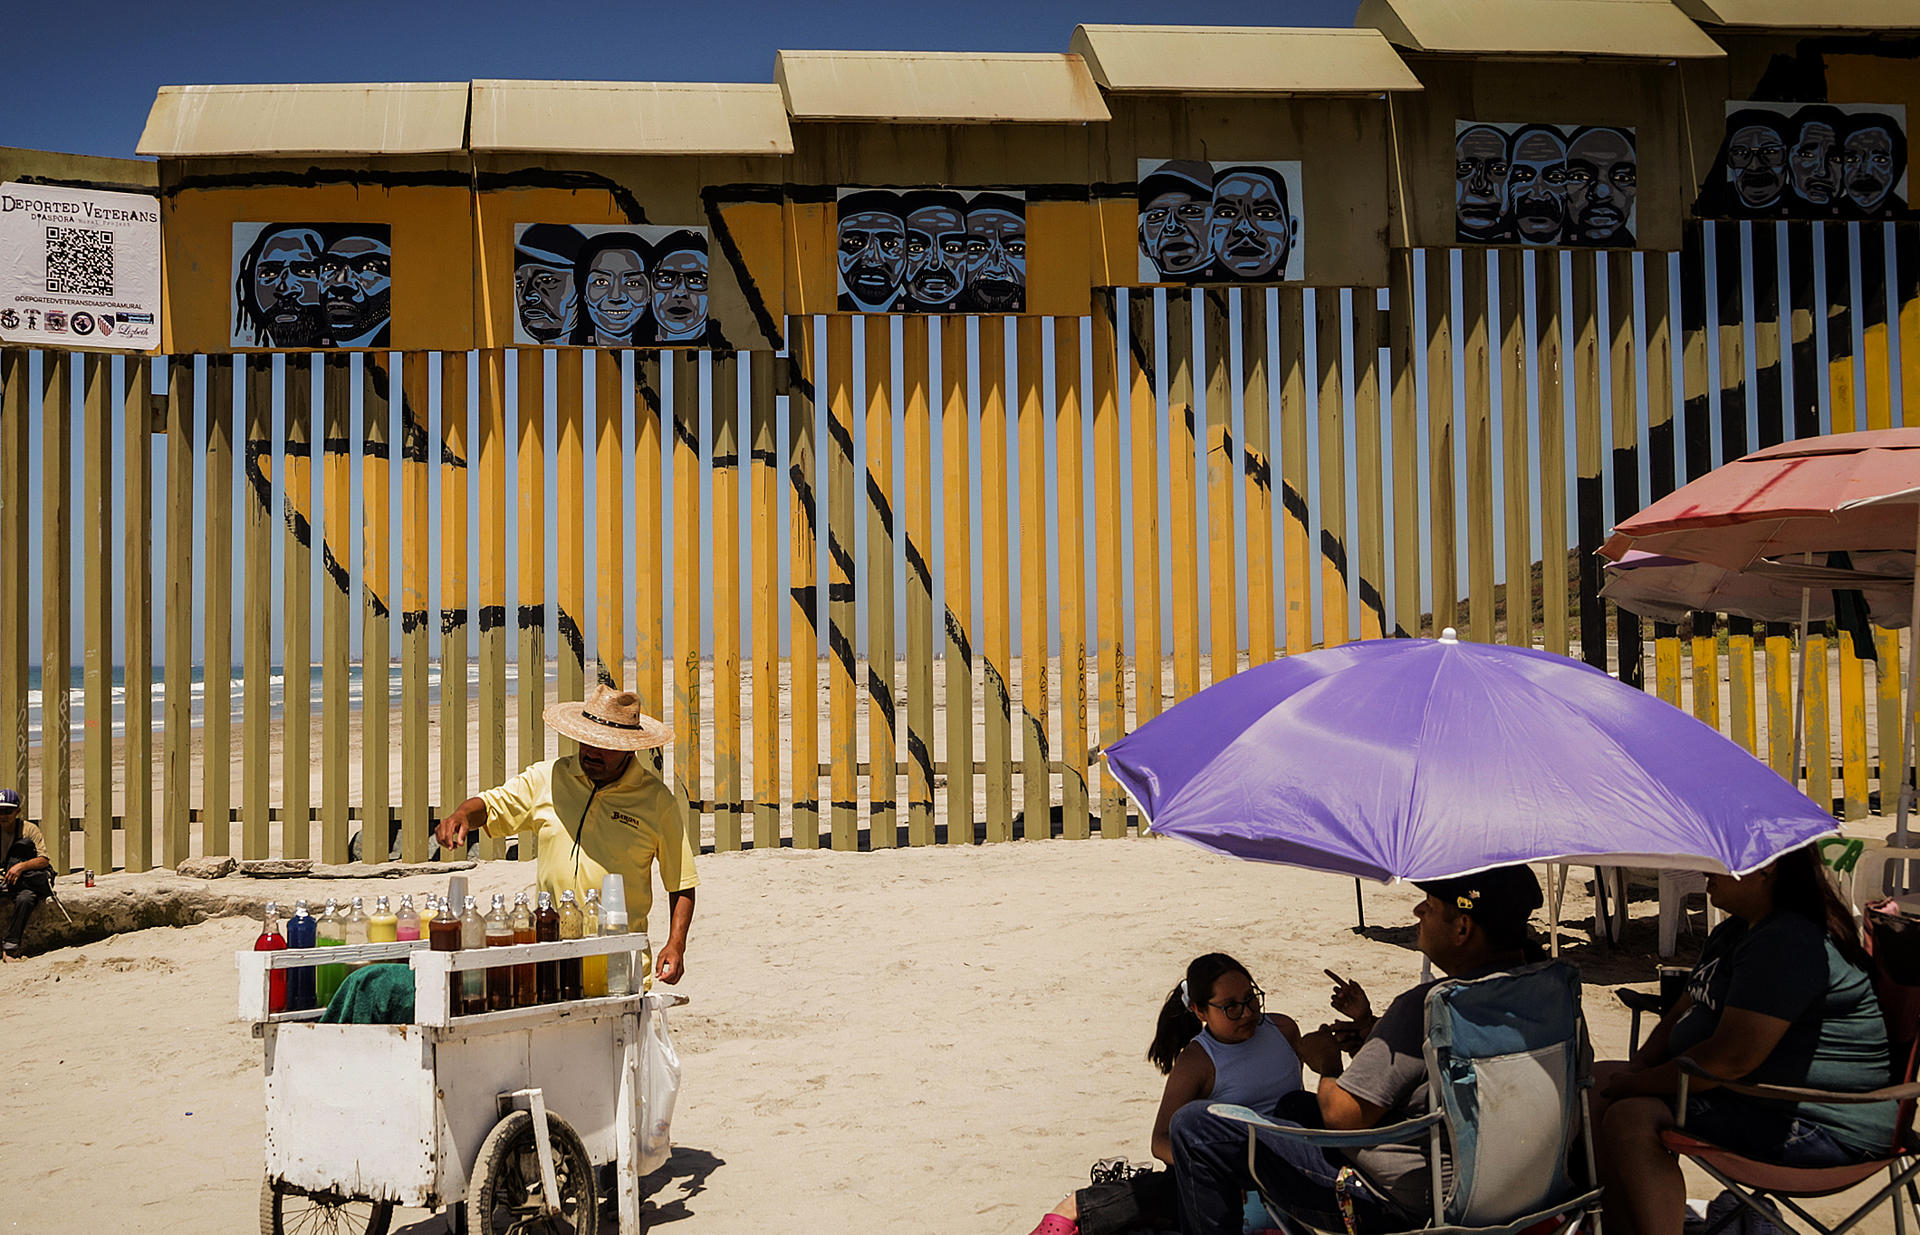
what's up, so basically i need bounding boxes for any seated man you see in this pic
[1,789,53,960]
[1170,865,1544,1232]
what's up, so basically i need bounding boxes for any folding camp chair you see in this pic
[1660,898,1920,1235]
[1211,960,1602,1235]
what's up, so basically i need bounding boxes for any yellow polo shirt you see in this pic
[478,754,698,928]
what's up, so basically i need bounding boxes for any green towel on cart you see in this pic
[320,964,417,1024]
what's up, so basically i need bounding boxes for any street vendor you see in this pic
[434,685,698,985]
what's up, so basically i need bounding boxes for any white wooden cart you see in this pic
[237,934,685,1235]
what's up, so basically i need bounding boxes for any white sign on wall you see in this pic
[0,182,161,350]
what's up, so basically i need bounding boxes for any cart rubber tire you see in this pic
[466,1108,599,1235]
[259,1176,394,1235]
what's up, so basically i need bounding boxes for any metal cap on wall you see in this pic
[1071,24,1424,96]
[775,49,1110,124]
[1356,0,1726,59]
[469,80,794,156]
[136,82,470,158]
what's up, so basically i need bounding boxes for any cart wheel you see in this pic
[259,1176,394,1235]
[466,1108,599,1235]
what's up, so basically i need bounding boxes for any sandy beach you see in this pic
[2,836,1893,1233]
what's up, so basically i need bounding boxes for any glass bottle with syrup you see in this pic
[460,896,487,1015]
[534,891,561,1004]
[284,900,318,1011]
[580,889,606,998]
[510,893,537,1007]
[557,890,583,1002]
[484,894,515,1012]
[254,902,287,1014]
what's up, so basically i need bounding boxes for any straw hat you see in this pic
[544,685,673,752]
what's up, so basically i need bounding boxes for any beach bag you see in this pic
[638,1002,681,1175]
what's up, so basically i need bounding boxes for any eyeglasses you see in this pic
[1207,987,1264,1020]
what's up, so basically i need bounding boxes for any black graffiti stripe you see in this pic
[903,536,933,593]
[477,605,507,633]
[474,169,651,228]
[363,356,442,466]
[1020,712,1053,762]
[823,407,856,462]
[630,359,666,418]
[788,585,821,633]
[865,472,896,539]
[1242,446,1272,491]
[827,536,859,598]
[700,185,784,348]
[367,593,390,619]
[1127,325,1157,387]
[242,437,273,508]
[982,659,1013,713]
[749,448,779,466]
[323,545,351,596]
[517,604,544,630]
[1279,481,1310,528]
[788,467,819,534]
[711,452,740,469]
[866,667,898,728]
[906,733,936,792]
[400,609,432,634]
[363,436,390,461]
[556,611,586,668]
[943,608,974,669]
[671,408,701,455]
[827,622,857,681]
[283,505,314,550]
[162,168,465,198]
[1318,528,1349,579]
[440,610,469,636]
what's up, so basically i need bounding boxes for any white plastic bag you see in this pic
[638,1003,681,1175]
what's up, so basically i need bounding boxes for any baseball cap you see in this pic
[1415,865,1544,928]
[0,788,20,812]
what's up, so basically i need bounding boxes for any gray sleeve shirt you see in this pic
[1336,982,1443,1215]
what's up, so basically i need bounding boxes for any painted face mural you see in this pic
[961,196,1026,313]
[1565,127,1637,246]
[1506,126,1570,245]
[1843,119,1900,214]
[247,226,326,348]
[1454,123,1636,246]
[1700,103,1909,221]
[834,189,1028,313]
[511,224,717,347]
[578,238,648,345]
[1207,167,1296,280]
[1725,119,1788,211]
[233,223,390,348]
[837,193,907,313]
[318,232,392,347]
[901,193,969,312]
[512,223,583,344]
[1455,125,1512,242]
[1137,161,1215,279]
[648,233,711,344]
[1790,116,1843,207]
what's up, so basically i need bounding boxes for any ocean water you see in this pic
[25,661,560,745]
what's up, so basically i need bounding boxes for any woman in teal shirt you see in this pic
[1595,844,1896,1235]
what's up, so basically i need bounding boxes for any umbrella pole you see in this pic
[1898,511,1920,885]
[1792,577,1812,793]
[1353,879,1366,931]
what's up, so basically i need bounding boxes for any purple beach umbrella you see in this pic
[1103,630,1836,884]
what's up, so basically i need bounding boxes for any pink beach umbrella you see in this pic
[1602,428,1920,844]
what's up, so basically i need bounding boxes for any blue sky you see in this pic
[10,0,1359,160]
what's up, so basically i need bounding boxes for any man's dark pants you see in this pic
[1169,1102,1345,1235]
[3,875,50,953]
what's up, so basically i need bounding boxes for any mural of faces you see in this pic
[233,222,392,349]
[1453,123,1638,247]
[509,223,716,347]
[1700,103,1908,220]
[1135,160,1302,284]
[836,189,1026,314]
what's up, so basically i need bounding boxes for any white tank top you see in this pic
[1197,1018,1304,1115]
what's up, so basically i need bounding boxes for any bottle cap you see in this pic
[264,902,280,918]
[446,875,468,910]
[375,896,391,912]
[491,893,506,908]
[585,888,599,903]
[293,900,309,913]
[600,873,627,915]
[514,891,528,905]
[560,890,576,903]
[466,896,480,912]
[538,891,553,908]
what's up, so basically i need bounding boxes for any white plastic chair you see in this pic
[1657,870,1723,958]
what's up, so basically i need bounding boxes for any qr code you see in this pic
[45,227,114,296]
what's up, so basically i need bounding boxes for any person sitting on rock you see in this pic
[0,789,53,960]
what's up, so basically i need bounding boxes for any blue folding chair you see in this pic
[1211,960,1603,1235]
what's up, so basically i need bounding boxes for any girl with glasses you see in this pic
[1029,952,1316,1235]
